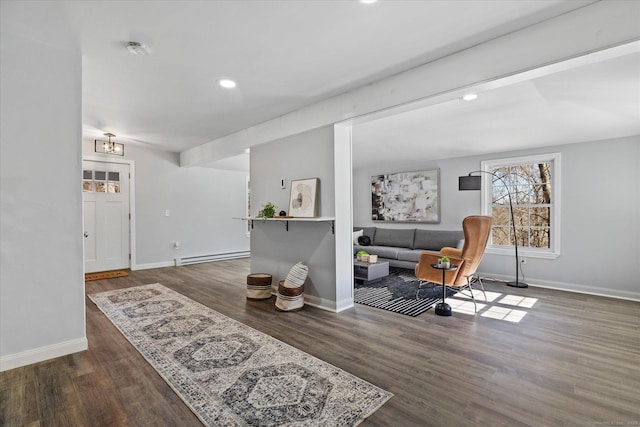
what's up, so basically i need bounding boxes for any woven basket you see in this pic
[277,280,304,296]
[246,273,272,300]
[275,262,307,311]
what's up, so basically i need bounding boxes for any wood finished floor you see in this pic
[1,259,639,426]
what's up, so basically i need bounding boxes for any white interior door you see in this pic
[83,160,130,273]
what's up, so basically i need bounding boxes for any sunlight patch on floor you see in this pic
[450,290,502,302]
[444,288,536,322]
[448,298,487,315]
[498,295,538,308]
[480,306,527,323]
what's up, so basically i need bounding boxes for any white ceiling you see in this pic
[352,51,640,170]
[55,0,607,156]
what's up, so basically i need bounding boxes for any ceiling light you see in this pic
[126,41,149,55]
[218,79,237,89]
[462,93,478,101]
[95,133,124,156]
[360,0,378,3]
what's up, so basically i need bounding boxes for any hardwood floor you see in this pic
[2,259,639,426]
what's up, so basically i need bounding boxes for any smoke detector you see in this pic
[126,41,149,55]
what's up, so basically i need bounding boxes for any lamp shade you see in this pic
[459,175,481,191]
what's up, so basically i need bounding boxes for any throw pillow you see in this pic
[357,235,371,246]
[353,229,363,245]
[283,262,308,289]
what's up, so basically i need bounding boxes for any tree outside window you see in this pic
[482,153,560,259]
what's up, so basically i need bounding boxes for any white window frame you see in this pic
[481,152,561,259]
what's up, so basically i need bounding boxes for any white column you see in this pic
[334,122,354,312]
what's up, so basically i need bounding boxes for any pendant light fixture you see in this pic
[95,132,124,156]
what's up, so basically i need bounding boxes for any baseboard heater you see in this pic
[175,251,250,266]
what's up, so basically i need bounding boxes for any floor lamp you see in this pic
[459,171,528,288]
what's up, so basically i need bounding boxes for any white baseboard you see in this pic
[335,297,355,312]
[175,251,250,266]
[0,337,88,372]
[303,294,354,312]
[477,271,640,302]
[132,261,175,271]
[133,252,251,271]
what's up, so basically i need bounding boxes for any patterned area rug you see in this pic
[89,284,392,426]
[354,268,456,317]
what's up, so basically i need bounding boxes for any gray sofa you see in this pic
[353,226,464,269]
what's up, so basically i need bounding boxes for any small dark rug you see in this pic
[354,268,456,317]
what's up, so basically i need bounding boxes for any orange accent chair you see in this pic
[414,215,492,312]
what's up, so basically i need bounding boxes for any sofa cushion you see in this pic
[354,245,402,260]
[413,229,464,251]
[397,249,438,263]
[353,229,363,245]
[373,228,415,249]
[354,226,377,241]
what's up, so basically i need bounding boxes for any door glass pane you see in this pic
[108,172,120,181]
[83,181,93,192]
[83,170,93,180]
[95,171,107,181]
[108,182,121,193]
[95,182,107,193]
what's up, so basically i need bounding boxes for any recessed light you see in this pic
[218,79,237,89]
[360,0,378,3]
[462,93,478,101]
[126,41,149,55]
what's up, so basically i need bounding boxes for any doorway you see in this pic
[82,159,131,273]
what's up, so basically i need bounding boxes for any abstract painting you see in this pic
[371,169,440,223]
[289,178,319,217]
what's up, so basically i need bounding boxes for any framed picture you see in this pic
[371,169,440,223]
[289,178,319,217]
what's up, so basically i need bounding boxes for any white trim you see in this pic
[303,295,332,311]
[334,122,355,309]
[477,272,640,302]
[137,253,252,271]
[133,261,175,271]
[82,155,137,270]
[0,337,88,372]
[175,251,250,266]
[245,175,251,237]
[335,298,355,313]
[484,246,560,260]
[481,152,561,259]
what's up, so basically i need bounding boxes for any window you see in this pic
[82,169,120,193]
[481,153,560,259]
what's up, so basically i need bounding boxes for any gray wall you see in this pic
[1,2,86,366]
[353,136,640,299]
[83,141,250,268]
[250,127,337,306]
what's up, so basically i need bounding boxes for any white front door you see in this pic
[83,160,130,273]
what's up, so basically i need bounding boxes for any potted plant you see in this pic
[439,256,451,268]
[257,202,277,221]
[356,250,369,262]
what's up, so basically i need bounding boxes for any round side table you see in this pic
[431,263,458,316]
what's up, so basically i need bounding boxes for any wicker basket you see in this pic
[246,273,272,300]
